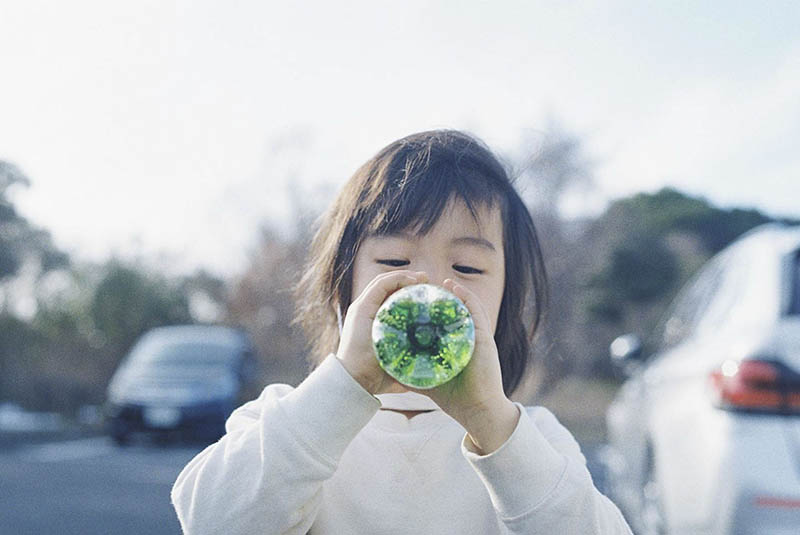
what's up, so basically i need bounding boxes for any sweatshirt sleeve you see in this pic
[170,354,381,535]
[460,403,633,534]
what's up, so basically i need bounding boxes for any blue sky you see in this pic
[1,1,799,276]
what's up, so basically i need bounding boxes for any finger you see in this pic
[355,270,427,319]
[442,279,492,339]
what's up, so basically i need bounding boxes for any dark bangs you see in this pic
[363,139,507,239]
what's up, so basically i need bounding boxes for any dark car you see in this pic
[104,325,259,445]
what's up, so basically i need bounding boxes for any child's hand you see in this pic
[336,270,428,395]
[406,278,506,415]
[407,278,519,453]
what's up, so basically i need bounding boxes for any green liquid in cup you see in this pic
[372,284,475,389]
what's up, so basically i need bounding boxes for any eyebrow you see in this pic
[374,233,497,253]
[451,236,497,252]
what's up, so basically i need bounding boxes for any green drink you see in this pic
[372,284,475,389]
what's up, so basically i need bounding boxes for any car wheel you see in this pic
[640,446,667,535]
[152,431,172,446]
[111,431,130,446]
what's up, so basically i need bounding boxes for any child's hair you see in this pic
[294,129,548,396]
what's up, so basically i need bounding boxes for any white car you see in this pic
[605,223,800,535]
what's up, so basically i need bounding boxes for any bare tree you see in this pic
[503,122,598,400]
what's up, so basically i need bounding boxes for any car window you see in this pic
[657,255,726,349]
[694,250,749,335]
[128,338,240,367]
[790,249,800,315]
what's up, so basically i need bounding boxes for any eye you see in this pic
[453,265,484,275]
[376,259,410,267]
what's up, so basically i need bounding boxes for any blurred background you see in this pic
[1,1,799,534]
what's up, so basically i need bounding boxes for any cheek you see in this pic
[350,254,381,302]
[489,290,504,334]
[488,275,505,334]
[350,269,369,304]
[350,265,364,301]
[471,282,504,335]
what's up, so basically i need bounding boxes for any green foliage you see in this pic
[0,161,225,412]
[0,161,67,283]
[589,234,680,309]
[585,188,785,325]
[90,262,193,353]
[0,246,19,281]
[0,260,201,412]
[0,313,40,361]
[227,222,314,386]
[584,298,623,325]
[606,188,779,253]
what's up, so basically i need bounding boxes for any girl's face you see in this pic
[351,198,506,334]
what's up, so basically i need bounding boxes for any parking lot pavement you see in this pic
[0,433,610,534]
[581,441,609,495]
[0,435,204,535]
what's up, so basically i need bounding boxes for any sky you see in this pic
[1,0,799,277]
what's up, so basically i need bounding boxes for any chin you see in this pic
[387,382,410,394]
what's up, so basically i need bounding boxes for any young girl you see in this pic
[171,130,633,534]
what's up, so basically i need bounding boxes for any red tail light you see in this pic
[710,359,800,414]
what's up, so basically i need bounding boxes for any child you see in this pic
[171,130,633,534]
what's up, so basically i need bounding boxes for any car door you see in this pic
[645,246,765,529]
[607,254,727,519]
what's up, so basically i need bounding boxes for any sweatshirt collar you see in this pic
[375,391,441,411]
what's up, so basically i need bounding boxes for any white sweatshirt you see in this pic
[171,354,633,534]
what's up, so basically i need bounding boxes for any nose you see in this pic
[413,261,448,287]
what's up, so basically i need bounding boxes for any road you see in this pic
[0,436,203,535]
[0,434,608,534]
